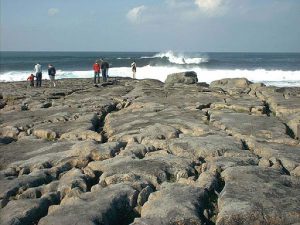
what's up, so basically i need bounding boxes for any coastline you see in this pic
[0,74,300,224]
[1,51,300,87]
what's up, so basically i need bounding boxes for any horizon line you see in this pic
[1,50,300,54]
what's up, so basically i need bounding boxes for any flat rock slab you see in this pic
[247,140,300,175]
[211,96,266,114]
[210,78,253,89]
[38,184,138,225]
[210,110,297,145]
[168,134,248,160]
[217,166,300,225]
[256,86,300,117]
[0,138,74,170]
[88,154,195,187]
[132,183,207,225]
[204,156,259,172]
[104,105,211,143]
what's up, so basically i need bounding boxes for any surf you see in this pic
[1,67,300,87]
[152,51,209,65]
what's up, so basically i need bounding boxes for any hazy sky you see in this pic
[1,0,299,52]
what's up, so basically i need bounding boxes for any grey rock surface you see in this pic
[0,77,299,225]
[217,166,300,225]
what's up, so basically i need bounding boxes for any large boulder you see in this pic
[164,71,198,87]
[210,78,253,94]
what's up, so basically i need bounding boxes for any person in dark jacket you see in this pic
[34,63,42,87]
[101,59,109,82]
[48,64,56,87]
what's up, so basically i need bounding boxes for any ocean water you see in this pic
[1,51,300,86]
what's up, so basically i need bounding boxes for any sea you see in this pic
[1,51,300,87]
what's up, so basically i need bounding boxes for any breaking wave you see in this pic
[153,51,209,65]
[139,51,209,65]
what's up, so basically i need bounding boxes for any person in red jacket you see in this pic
[93,60,101,85]
[27,74,35,87]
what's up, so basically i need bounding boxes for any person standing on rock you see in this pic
[48,64,57,87]
[131,60,137,79]
[101,59,109,82]
[93,60,101,86]
[34,63,42,87]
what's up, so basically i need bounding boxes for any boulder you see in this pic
[164,71,198,87]
[210,78,253,89]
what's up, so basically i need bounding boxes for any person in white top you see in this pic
[131,61,137,79]
[34,63,42,87]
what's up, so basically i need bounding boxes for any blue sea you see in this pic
[1,51,300,86]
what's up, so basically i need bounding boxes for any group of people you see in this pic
[93,59,110,85]
[27,63,56,87]
[93,59,137,85]
[27,59,137,88]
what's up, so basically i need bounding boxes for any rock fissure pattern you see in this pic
[1,76,300,225]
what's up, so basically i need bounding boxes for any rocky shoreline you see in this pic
[0,72,300,225]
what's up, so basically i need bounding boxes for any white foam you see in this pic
[116,57,131,60]
[1,66,300,87]
[153,51,209,65]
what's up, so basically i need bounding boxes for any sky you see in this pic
[0,0,300,52]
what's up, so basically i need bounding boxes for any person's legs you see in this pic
[37,73,42,87]
[94,72,97,84]
[35,73,39,87]
[97,72,100,83]
[102,69,107,82]
[50,75,56,87]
